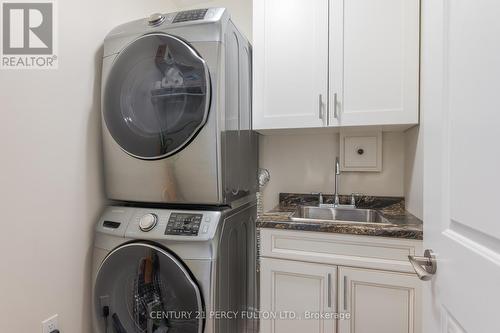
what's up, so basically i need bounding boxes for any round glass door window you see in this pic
[104,33,210,159]
[94,243,203,333]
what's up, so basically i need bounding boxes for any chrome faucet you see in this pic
[315,157,355,209]
[334,157,340,206]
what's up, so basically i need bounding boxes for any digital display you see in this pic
[173,9,208,23]
[165,213,202,236]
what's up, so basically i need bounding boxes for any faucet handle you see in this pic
[311,192,324,205]
[350,192,364,205]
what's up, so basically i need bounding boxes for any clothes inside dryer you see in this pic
[94,243,203,333]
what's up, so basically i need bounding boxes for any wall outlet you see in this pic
[42,314,58,333]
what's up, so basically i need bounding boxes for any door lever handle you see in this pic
[408,249,437,281]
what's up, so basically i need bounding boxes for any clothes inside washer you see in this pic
[133,251,169,333]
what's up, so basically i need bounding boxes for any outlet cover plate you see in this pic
[42,314,58,333]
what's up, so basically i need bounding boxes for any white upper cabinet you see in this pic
[253,0,420,130]
[330,0,420,127]
[253,0,329,130]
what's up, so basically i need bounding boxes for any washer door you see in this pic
[94,243,203,333]
[104,33,211,160]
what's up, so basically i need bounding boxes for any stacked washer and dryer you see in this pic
[92,8,258,333]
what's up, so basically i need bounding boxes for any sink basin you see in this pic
[291,206,391,224]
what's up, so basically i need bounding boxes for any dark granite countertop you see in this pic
[257,193,423,240]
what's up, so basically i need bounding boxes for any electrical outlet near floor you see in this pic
[42,314,58,333]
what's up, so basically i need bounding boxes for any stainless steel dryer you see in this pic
[101,8,257,205]
[92,203,257,333]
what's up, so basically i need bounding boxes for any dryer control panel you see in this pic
[172,9,209,23]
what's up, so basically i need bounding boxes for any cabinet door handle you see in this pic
[327,273,332,308]
[318,94,324,120]
[343,275,347,311]
[333,92,338,119]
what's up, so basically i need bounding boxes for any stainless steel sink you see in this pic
[291,206,391,224]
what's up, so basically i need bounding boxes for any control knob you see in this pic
[139,213,158,232]
[148,13,165,26]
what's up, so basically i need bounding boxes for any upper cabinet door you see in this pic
[253,0,329,130]
[330,0,420,127]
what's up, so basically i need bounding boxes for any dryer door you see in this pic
[103,33,211,160]
[93,243,203,333]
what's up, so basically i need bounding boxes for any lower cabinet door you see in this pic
[260,258,336,333]
[338,266,422,333]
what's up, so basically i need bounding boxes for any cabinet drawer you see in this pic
[259,228,422,273]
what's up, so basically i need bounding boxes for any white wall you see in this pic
[404,126,424,219]
[0,1,176,332]
[259,132,406,211]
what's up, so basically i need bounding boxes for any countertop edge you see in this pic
[257,211,423,240]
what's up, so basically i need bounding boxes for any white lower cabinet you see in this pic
[259,229,423,333]
[260,258,336,333]
[338,267,421,333]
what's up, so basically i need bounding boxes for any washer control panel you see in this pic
[165,213,202,236]
[96,206,223,241]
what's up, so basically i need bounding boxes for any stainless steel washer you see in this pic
[92,203,257,333]
[101,8,257,205]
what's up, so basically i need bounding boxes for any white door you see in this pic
[422,0,500,332]
[253,0,329,130]
[329,0,420,127]
[260,258,336,333]
[338,267,421,333]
